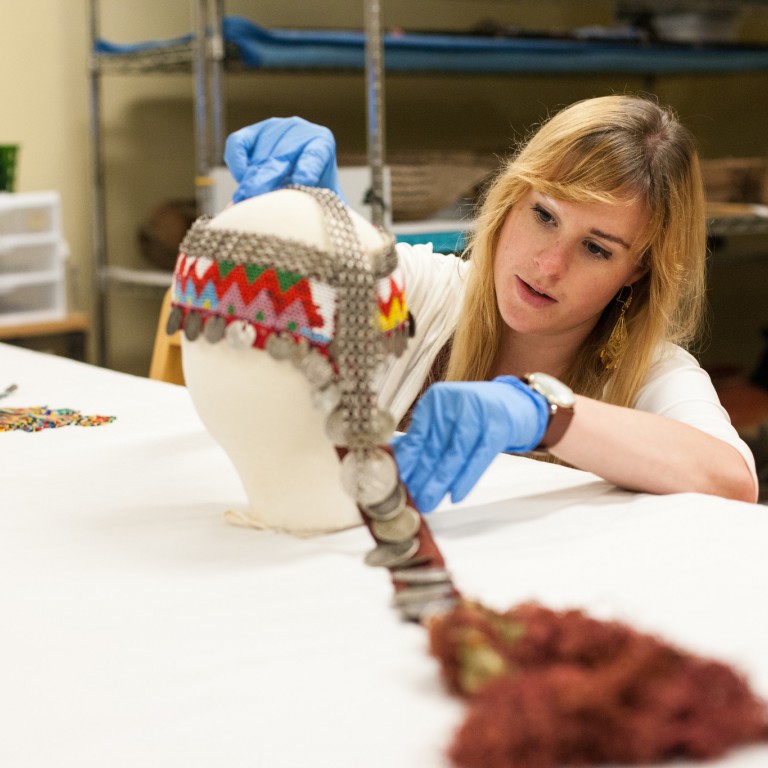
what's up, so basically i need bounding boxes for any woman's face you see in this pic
[493,189,648,347]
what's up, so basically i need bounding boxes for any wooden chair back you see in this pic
[148,288,185,385]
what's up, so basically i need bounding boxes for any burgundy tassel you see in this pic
[428,601,768,768]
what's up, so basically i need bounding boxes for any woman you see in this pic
[224,95,758,509]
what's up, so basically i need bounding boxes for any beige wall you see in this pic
[1,1,91,326]
[2,0,767,375]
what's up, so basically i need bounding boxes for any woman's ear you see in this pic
[628,256,650,286]
[635,246,653,280]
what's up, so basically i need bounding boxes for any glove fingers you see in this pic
[292,140,334,185]
[223,130,252,182]
[225,117,317,186]
[225,121,291,180]
[393,414,452,513]
[391,410,434,491]
[413,402,496,511]
[401,427,448,513]
[231,157,294,203]
[294,141,346,202]
[401,401,474,513]
[449,444,499,504]
[416,430,485,513]
[449,416,513,503]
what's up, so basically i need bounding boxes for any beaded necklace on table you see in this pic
[0,405,115,432]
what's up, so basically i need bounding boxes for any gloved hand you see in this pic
[392,376,550,513]
[224,116,345,203]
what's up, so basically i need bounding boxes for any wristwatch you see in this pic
[522,372,576,452]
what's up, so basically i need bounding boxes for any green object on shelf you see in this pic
[0,144,19,192]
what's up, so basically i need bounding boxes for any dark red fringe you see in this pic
[428,601,768,768]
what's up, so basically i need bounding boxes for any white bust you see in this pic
[176,189,401,536]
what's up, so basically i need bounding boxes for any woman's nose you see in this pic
[534,241,568,277]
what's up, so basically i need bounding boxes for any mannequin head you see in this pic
[168,188,409,535]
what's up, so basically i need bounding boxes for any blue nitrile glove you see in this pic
[391,376,550,513]
[224,116,345,203]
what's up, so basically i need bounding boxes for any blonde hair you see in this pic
[446,94,707,407]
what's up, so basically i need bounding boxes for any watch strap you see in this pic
[521,373,575,453]
[538,402,574,451]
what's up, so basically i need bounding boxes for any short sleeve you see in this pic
[634,344,758,494]
[376,242,469,422]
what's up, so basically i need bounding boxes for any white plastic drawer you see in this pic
[0,191,62,235]
[0,233,67,275]
[0,268,66,326]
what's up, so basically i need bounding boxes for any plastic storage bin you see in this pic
[0,232,68,275]
[0,191,62,236]
[0,191,68,326]
[0,268,67,326]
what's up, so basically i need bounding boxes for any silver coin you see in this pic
[225,320,256,350]
[371,505,421,544]
[391,566,452,586]
[368,408,396,444]
[265,332,294,360]
[325,407,350,446]
[203,315,226,343]
[362,482,406,522]
[393,582,457,607]
[397,596,459,623]
[382,328,396,356]
[391,554,433,570]
[340,448,398,507]
[393,328,408,357]
[184,311,202,341]
[363,538,419,568]
[290,336,310,367]
[166,306,183,335]
[312,382,341,413]
[301,350,333,388]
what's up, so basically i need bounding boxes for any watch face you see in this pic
[526,372,575,408]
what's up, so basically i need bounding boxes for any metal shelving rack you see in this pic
[87,0,768,368]
[87,0,387,367]
[708,211,768,237]
[88,0,228,366]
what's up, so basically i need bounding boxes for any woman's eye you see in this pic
[585,240,611,260]
[532,205,554,225]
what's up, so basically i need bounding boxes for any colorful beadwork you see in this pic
[173,254,333,344]
[0,406,116,433]
[170,229,409,358]
[377,276,409,334]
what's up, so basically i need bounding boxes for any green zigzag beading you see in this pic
[217,261,243,279]
[218,260,304,292]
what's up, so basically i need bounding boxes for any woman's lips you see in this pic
[516,276,556,307]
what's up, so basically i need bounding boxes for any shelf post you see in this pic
[209,0,226,164]
[87,0,109,367]
[364,0,386,227]
[192,0,214,216]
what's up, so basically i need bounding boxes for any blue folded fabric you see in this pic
[93,32,194,55]
[95,16,768,75]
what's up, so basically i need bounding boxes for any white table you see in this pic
[1,342,767,767]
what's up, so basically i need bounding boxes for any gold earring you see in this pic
[599,285,633,370]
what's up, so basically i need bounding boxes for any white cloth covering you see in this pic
[381,243,757,491]
[1,342,767,768]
